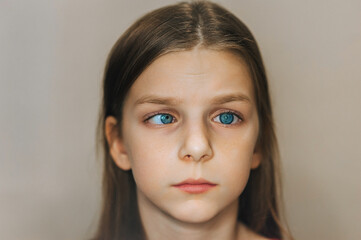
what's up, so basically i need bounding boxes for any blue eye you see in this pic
[147,113,174,125]
[145,111,241,125]
[214,112,241,125]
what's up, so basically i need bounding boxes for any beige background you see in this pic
[1,0,360,239]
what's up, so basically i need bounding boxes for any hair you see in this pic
[93,1,293,239]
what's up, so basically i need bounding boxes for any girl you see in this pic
[93,1,293,239]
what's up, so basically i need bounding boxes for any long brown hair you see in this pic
[93,1,292,239]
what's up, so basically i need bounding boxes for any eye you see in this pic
[145,113,175,125]
[213,111,242,125]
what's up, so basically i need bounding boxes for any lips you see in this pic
[173,178,216,186]
[172,178,217,194]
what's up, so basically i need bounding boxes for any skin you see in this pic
[105,47,269,240]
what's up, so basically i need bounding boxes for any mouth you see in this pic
[172,178,217,194]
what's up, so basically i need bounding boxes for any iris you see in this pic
[219,112,234,124]
[160,114,173,124]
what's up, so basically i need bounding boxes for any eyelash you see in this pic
[143,110,243,126]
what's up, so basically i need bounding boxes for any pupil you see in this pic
[161,114,172,124]
[220,113,233,124]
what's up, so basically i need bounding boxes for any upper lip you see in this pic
[173,178,217,186]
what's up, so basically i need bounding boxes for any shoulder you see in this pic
[237,222,278,240]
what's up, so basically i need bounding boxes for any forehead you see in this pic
[126,48,255,105]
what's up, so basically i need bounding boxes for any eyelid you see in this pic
[143,111,177,123]
[217,109,243,120]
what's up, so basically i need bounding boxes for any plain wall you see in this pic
[1,0,360,239]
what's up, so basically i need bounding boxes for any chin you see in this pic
[169,201,219,224]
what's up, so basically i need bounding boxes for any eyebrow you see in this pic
[134,93,251,106]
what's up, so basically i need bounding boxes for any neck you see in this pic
[136,189,241,240]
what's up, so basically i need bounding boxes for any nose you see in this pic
[178,120,213,162]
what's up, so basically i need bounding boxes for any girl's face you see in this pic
[108,47,261,224]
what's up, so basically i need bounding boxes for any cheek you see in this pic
[212,133,257,191]
[126,132,175,192]
[219,146,253,183]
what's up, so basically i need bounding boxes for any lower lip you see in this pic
[173,184,217,193]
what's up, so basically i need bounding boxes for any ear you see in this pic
[251,144,262,169]
[105,116,131,171]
